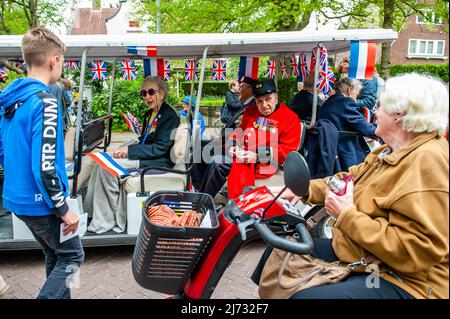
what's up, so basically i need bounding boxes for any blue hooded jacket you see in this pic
[0,78,69,217]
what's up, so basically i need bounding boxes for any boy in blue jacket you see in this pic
[0,28,84,299]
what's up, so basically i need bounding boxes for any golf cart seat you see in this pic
[254,169,284,188]
[253,121,307,189]
[67,116,109,193]
[123,120,189,193]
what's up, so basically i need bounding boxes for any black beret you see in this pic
[254,79,277,97]
[239,76,258,88]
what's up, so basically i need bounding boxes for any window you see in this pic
[419,40,427,54]
[408,39,446,58]
[410,40,417,53]
[416,10,443,25]
[437,41,445,55]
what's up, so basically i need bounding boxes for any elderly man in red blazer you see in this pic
[202,79,301,199]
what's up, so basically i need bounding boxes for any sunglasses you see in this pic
[140,88,159,97]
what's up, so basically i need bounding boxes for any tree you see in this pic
[130,0,448,77]
[328,0,448,78]
[130,0,326,33]
[0,0,68,33]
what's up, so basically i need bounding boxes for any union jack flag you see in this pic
[64,60,79,69]
[184,59,198,81]
[91,60,108,80]
[316,46,335,95]
[0,65,7,77]
[280,59,288,79]
[120,60,137,81]
[163,59,171,81]
[290,54,299,77]
[266,58,276,78]
[299,53,311,78]
[212,59,227,81]
[121,111,142,136]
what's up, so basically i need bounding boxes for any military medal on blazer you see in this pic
[253,116,278,133]
[141,111,161,144]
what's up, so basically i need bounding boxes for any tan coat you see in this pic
[308,133,449,299]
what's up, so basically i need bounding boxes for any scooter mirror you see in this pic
[283,151,310,196]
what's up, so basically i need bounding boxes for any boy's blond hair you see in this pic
[21,27,66,67]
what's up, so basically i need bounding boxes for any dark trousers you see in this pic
[251,238,413,299]
[17,214,85,299]
[197,155,233,198]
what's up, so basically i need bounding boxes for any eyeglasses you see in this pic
[140,88,159,97]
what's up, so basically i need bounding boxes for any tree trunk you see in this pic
[30,0,39,28]
[380,0,395,80]
[0,2,11,34]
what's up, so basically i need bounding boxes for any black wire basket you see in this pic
[132,191,219,295]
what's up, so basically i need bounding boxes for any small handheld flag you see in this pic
[121,111,142,136]
[86,152,129,177]
[316,45,335,96]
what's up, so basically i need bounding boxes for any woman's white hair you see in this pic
[333,77,362,95]
[380,73,449,136]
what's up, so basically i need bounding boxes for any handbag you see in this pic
[258,244,352,299]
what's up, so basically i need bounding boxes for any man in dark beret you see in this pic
[202,79,301,199]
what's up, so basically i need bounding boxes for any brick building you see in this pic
[390,12,448,65]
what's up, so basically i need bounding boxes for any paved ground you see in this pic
[1,128,268,299]
[0,239,265,299]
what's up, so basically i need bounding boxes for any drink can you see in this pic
[326,176,347,196]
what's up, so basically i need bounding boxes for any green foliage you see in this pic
[0,71,23,91]
[90,79,148,131]
[180,81,229,96]
[90,79,225,131]
[0,4,28,35]
[130,0,322,33]
[275,77,298,105]
[389,63,449,83]
[0,0,69,34]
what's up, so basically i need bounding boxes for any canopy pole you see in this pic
[71,47,90,197]
[188,67,196,135]
[192,47,209,165]
[309,45,321,129]
[104,58,116,150]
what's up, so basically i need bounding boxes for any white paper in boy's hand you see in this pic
[60,213,88,243]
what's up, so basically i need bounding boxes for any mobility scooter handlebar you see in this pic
[253,219,314,255]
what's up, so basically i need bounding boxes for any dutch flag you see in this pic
[238,56,259,80]
[348,40,377,79]
[143,57,165,78]
[127,46,158,57]
[86,152,130,177]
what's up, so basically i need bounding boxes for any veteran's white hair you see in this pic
[380,73,449,136]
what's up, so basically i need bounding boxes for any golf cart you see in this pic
[0,28,397,250]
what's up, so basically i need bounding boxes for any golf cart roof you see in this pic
[0,29,397,59]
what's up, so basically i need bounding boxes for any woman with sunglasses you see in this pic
[84,76,180,234]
